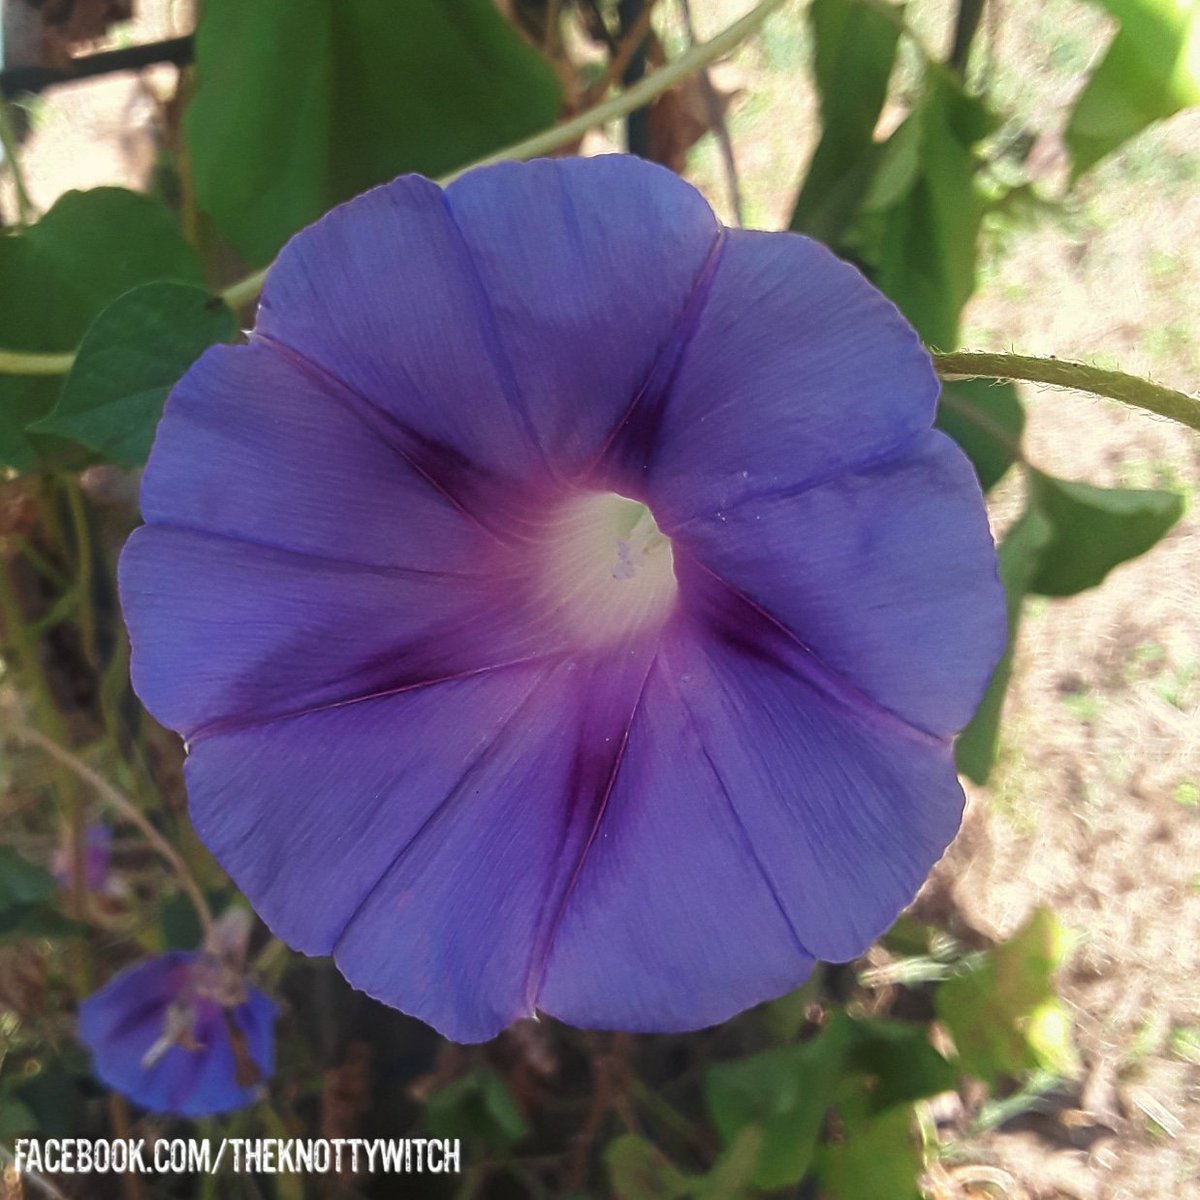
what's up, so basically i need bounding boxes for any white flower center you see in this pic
[539,492,678,647]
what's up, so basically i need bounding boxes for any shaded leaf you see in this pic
[957,503,1054,784]
[844,1018,958,1112]
[850,79,997,348]
[425,1067,528,1148]
[789,0,901,244]
[185,0,563,265]
[0,906,85,943]
[692,1126,762,1200]
[606,1135,692,1200]
[706,1031,844,1190]
[0,189,202,468]
[937,908,1079,1082]
[935,378,1026,491]
[0,1097,38,1139]
[1028,471,1184,596]
[31,282,237,467]
[1066,0,1200,177]
[0,847,56,910]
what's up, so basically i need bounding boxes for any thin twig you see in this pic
[543,0,563,54]
[0,94,34,225]
[679,0,743,224]
[583,1,659,107]
[15,724,215,940]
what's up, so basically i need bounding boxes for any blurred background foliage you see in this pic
[0,0,1197,1197]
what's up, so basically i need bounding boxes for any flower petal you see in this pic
[185,648,658,1042]
[254,174,542,490]
[120,525,534,740]
[536,633,821,1031]
[257,159,721,490]
[78,953,186,1049]
[641,229,939,527]
[442,156,720,474]
[181,993,277,1118]
[672,432,1005,737]
[79,953,272,1117]
[141,340,483,570]
[540,609,965,1022]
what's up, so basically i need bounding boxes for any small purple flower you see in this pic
[79,946,275,1117]
[119,155,1005,1042]
[52,823,113,894]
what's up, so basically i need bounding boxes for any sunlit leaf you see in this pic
[937,908,1080,1082]
[185,0,563,265]
[1066,0,1200,177]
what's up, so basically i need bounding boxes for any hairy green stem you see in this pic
[933,351,1200,435]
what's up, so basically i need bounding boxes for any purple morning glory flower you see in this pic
[78,949,276,1116]
[119,155,1004,1043]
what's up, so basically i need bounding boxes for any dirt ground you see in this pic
[2,2,1197,1197]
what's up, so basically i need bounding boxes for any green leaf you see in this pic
[789,0,901,244]
[935,378,1026,491]
[185,0,563,265]
[1066,0,1200,177]
[424,1067,528,1149]
[937,908,1080,1082]
[0,847,57,910]
[843,1018,958,1111]
[705,1024,848,1190]
[0,1097,38,1138]
[0,188,202,469]
[956,503,1054,784]
[0,906,85,943]
[1028,471,1185,596]
[31,282,237,467]
[692,1126,763,1200]
[817,1104,922,1200]
[852,79,996,349]
[0,848,77,943]
[605,1135,692,1200]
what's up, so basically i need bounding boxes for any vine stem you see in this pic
[0,0,785,346]
[15,723,216,940]
[933,351,1200,435]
